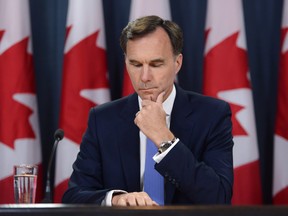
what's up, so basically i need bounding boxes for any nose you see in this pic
[140,65,151,82]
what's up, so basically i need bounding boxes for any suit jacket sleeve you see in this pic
[62,108,109,204]
[62,94,141,204]
[155,100,234,204]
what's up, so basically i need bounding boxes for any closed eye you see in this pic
[150,59,165,67]
[132,63,142,67]
[129,60,142,67]
[150,62,164,67]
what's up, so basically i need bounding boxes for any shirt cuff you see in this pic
[153,138,179,163]
[101,190,127,206]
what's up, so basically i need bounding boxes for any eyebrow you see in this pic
[128,59,140,64]
[150,58,165,63]
[128,58,165,64]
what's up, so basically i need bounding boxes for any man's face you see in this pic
[125,27,182,102]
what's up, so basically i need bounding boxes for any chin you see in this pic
[140,94,155,101]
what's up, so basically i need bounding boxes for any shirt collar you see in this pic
[138,85,176,116]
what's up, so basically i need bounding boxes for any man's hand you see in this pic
[112,192,158,206]
[134,92,174,146]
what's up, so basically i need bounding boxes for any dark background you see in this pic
[29,0,283,204]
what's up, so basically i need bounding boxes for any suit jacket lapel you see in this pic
[170,86,194,141]
[118,93,141,192]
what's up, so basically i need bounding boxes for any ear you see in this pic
[175,54,183,75]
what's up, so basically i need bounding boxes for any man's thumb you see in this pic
[156,91,165,104]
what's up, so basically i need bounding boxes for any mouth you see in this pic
[139,87,156,93]
[138,88,157,99]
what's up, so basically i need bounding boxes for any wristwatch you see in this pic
[158,137,177,154]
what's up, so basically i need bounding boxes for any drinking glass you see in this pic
[14,164,38,203]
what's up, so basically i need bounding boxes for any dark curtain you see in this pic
[29,0,283,204]
[243,0,283,204]
[30,0,68,194]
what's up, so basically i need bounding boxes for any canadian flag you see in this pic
[54,0,110,202]
[122,0,171,96]
[0,0,42,203]
[273,0,288,204]
[203,0,262,204]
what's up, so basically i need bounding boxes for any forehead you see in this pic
[126,27,173,58]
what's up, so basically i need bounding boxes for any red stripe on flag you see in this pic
[273,28,288,205]
[275,28,288,140]
[273,187,288,204]
[54,179,69,203]
[0,177,13,203]
[122,67,135,96]
[232,160,262,204]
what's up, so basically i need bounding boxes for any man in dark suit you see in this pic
[62,15,233,206]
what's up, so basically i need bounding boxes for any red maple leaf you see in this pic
[0,30,4,42]
[204,32,250,136]
[275,28,288,140]
[0,36,35,148]
[60,29,109,144]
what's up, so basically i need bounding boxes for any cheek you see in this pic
[127,66,137,79]
[159,70,176,84]
[127,70,141,87]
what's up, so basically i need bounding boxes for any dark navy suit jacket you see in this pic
[62,85,234,205]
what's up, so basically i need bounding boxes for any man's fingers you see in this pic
[136,196,146,206]
[152,201,159,206]
[117,197,127,206]
[142,91,165,107]
[145,197,158,206]
[112,192,159,206]
[126,195,137,206]
[156,91,165,104]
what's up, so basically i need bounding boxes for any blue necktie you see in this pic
[144,138,164,205]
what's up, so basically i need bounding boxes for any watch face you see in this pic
[159,142,172,153]
[163,143,172,149]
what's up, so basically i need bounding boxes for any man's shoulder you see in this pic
[178,87,228,105]
[174,88,231,128]
[177,87,230,113]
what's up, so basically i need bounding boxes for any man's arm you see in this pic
[156,102,233,204]
[62,108,158,206]
[62,108,110,204]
